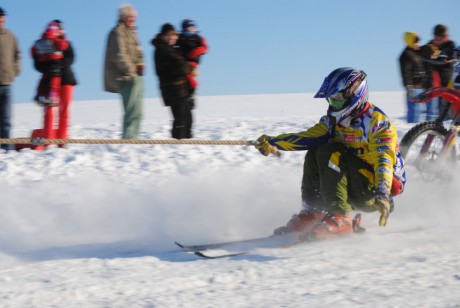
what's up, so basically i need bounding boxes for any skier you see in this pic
[255,67,406,238]
[176,19,208,107]
[31,20,69,107]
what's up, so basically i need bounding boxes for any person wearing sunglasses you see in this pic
[255,67,406,238]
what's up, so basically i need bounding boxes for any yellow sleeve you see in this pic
[368,113,397,193]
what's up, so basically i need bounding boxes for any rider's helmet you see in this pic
[314,67,368,127]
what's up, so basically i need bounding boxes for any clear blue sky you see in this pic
[2,0,459,103]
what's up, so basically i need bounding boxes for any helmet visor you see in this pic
[326,92,348,111]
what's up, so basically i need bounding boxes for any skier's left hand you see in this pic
[372,189,391,227]
[255,135,281,157]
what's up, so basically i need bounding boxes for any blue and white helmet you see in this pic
[314,67,369,127]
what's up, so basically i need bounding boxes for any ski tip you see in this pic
[194,251,213,259]
[174,241,185,249]
[194,251,247,259]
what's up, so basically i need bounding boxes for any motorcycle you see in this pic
[400,87,460,181]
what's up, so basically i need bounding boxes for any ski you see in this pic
[175,236,277,252]
[193,250,248,259]
[174,232,302,253]
[175,214,366,259]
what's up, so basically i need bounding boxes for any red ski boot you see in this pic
[311,212,354,239]
[273,210,325,235]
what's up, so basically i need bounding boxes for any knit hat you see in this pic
[52,19,66,38]
[0,7,6,16]
[53,19,63,29]
[181,19,196,31]
[404,32,419,48]
[48,21,60,32]
[160,23,176,35]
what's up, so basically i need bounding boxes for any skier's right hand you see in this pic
[255,135,281,157]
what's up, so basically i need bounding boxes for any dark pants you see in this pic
[0,85,12,151]
[170,98,193,139]
[301,143,376,214]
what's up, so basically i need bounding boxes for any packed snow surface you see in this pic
[1,93,459,307]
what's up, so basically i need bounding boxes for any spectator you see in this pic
[0,7,20,152]
[450,45,460,90]
[399,32,432,123]
[449,45,460,125]
[422,24,456,117]
[152,23,193,139]
[33,20,78,145]
[31,21,69,108]
[177,19,209,107]
[104,4,144,139]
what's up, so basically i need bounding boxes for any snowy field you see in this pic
[1,92,460,307]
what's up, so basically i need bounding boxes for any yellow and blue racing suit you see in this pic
[267,103,406,200]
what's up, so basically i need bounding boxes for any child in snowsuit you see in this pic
[256,68,406,239]
[177,19,208,105]
[31,21,69,107]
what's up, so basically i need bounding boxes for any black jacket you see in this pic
[152,36,191,105]
[34,42,77,86]
[399,47,427,87]
[422,40,456,87]
[177,33,203,63]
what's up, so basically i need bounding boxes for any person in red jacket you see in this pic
[31,21,69,107]
[177,19,208,107]
[33,20,78,144]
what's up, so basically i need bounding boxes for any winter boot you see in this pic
[311,212,354,239]
[273,210,325,235]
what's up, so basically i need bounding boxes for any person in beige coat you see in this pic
[104,4,144,139]
[0,7,20,151]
